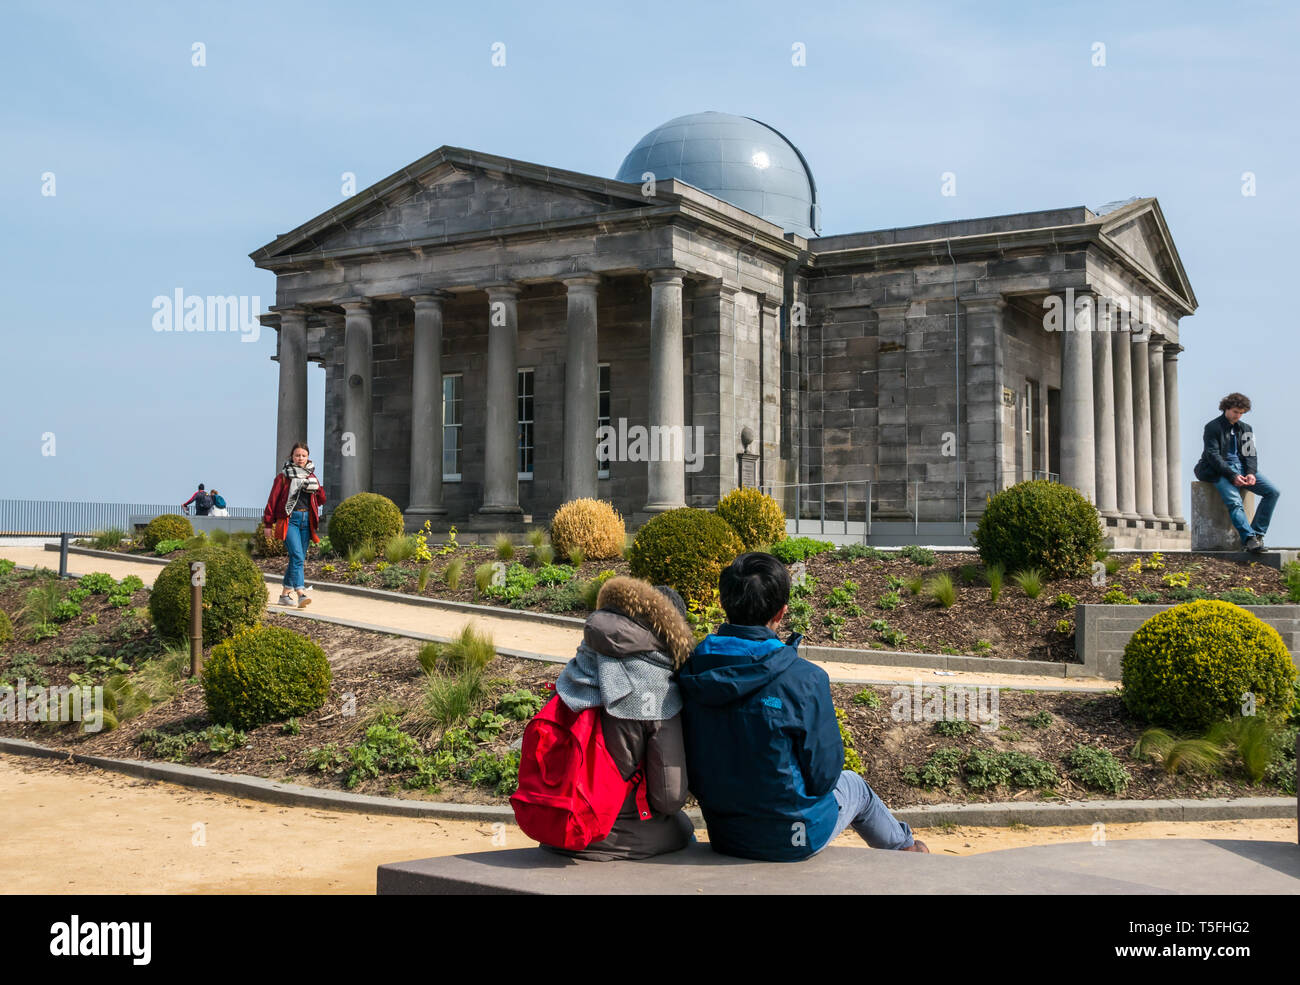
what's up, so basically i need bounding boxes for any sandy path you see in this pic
[2,755,1291,894]
[0,545,1116,690]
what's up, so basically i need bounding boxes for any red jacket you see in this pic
[262,473,326,544]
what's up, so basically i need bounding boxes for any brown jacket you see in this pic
[547,576,696,861]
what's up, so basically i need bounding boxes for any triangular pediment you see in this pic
[1097,198,1197,312]
[251,147,657,263]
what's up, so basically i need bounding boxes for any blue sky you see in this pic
[3,0,1296,542]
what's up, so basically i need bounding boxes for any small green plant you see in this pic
[92,527,126,550]
[787,598,813,635]
[899,545,937,566]
[973,640,993,654]
[769,537,835,564]
[934,718,974,737]
[533,543,555,567]
[1102,586,1138,605]
[1053,593,1076,611]
[497,689,544,720]
[904,575,924,596]
[877,591,901,610]
[1162,571,1192,589]
[835,708,863,774]
[443,558,464,590]
[344,719,424,789]
[879,626,908,648]
[1104,556,1123,576]
[1055,618,1072,634]
[466,710,508,742]
[925,573,957,609]
[281,717,301,735]
[493,533,515,561]
[567,546,586,566]
[526,528,546,551]
[901,747,963,788]
[836,544,885,561]
[384,534,417,564]
[885,574,908,591]
[852,689,881,709]
[985,563,1004,603]
[1012,569,1044,599]
[1026,710,1053,729]
[1066,744,1131,794]
[1282,561,1300,603]
[822,612,846,641]
[958,564,981,585]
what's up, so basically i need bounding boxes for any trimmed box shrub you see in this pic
[549,498,626,560]
[716,488,787,551]
[141,514,193,551]
[971,480,1103,580]
[1122,600,1298,731]
[327,492,404,557]
[628,508,743,606]
[203,625,331,729]
[149,546,267,645]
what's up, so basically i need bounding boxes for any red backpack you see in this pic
[510,694,651,850]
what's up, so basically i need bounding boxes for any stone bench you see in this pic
[376,840,1300,894]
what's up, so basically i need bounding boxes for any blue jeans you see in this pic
[816,770,914,852]
[283,511,309,589]
[1213,473,1281,545]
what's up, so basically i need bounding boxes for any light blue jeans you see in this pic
[1213,473,1281,545]
[817,770,915,852]
[283,511,309,589]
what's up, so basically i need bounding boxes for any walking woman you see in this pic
[262,442,326,608]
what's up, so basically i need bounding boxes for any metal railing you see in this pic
[759,472,1061,542]
[0,499,262,536]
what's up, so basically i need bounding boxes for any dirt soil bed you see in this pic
[95,540,1297,664]
[3,569,1293,807]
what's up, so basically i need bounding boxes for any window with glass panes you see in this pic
[597,363,611,477]
[517,368,534,479]
[442,374,462,480]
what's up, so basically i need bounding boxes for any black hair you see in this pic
[198,484,205,490]
[719,552,790,626]
[653,585,688,619]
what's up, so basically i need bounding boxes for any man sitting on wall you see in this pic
[1193,392,1281,553]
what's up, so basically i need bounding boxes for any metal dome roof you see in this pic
[615,111,821,238]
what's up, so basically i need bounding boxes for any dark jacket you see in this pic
[546,577,695,861]
[676,624,843,862]
[261,472,326,544]
[1194,414,1257,481]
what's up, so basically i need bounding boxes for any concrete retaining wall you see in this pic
[1076,603,1300,679]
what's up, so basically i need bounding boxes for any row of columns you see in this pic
[273,268,693,519]
[1059,300,1184,524]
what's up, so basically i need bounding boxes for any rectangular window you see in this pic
[517,368,535,480]
[597,363,611,478]
[442,374,462,481]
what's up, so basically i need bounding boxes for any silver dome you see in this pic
[615,111,821,238]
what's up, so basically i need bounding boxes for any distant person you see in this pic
[210,489,229,517]
[182,483,214,516]
[1194,392,1281,553]
[262,443,325,608]
[677,552,927,861]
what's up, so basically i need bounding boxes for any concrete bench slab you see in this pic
[375,839,1300,895]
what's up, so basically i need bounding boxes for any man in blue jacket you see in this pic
[1193,392,1281,553]
[677,552,926,861]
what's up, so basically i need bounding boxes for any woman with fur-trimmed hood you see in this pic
[547,575,697,861]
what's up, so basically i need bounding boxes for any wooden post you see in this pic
[189,561,205,677]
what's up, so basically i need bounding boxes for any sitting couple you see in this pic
[539,552,925,862]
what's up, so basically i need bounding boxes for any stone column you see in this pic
[1131,329,1154,520]
[1091,316,1118,515]
[1148,335,1172,522]
[561,275,600,503]
[1111,326,1140,521]
[1164,343,1185,523]
[961,296,1007,508]
[480,284,522,515]
[407,293,450,520]
[645,268,687,512]
[1059,294,1096,501]
[690,279,739,504]
[339,298,373,501]
[273,306,308,473]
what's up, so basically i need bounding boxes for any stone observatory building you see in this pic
[252,110,1196,547]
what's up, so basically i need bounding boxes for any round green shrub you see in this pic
[1122,600,1298,731]
[628,508,744,607]
[149,546,267,645]
[716,488,787,551]
[202,625,331,729]
[141,514,194,551]
[971,480,1103,580]
[327,493,404,557]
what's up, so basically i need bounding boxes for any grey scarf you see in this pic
[283,459,319,516]
[556,642,681,721]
